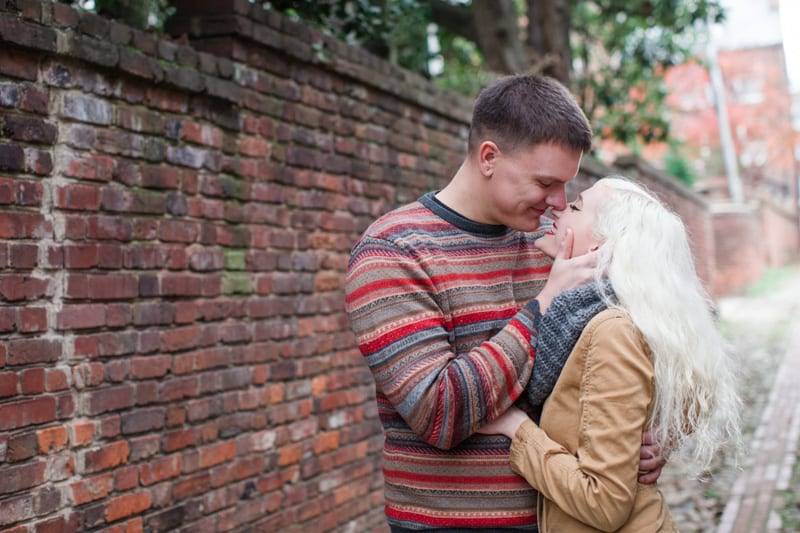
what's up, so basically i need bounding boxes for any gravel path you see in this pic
[658,266,800,532]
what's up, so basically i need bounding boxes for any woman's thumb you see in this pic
[557,228,575,260]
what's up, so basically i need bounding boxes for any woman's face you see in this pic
[535,182,610,259]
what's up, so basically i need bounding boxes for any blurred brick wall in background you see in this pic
[0,1,793,532]
[0,0,470,530]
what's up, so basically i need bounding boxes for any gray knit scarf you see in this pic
[525,282,614,406]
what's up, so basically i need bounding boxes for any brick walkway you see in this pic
[717,310,800,533]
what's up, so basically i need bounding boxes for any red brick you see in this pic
[160,325,204,352]
[18,306,47,332]
[114,465,139,491]
[198,440,235,468]
[91,331,137,357]
[45,368,69,391]
[239,136,271,157]
[2,114,57,144]
[0,48,38,81]
[54,183,101,210]
[182,120,223,148]
[21,367,45,394]
[87,215,134,241]
[0,211,50,238]
[0,142,25,171]
[139,454,180,485]
[97,243,124,269]
[164,404,185,426]
[0,178,14,203]
[13,175,45,203]
[130,355,171,379]
[6,431,38,461]
[64,153,114,181]
[120,407,165,435]
[0,493,35,527]
[278,443,303,466]
[63,214,87,240]
[105,303,131,327]
[105,491,152,523]
[82,440,129,473]
[71,472,113,505]
[7,337,61,365]
[313,431,341,454]
[72,361,104,386]
[72,335,96,357]
[55,390,75,419]
[25,148,53,177]
[0,307,14,331]
[87,274,138,300]
[25,148,53,176]
[0,274,51,301]
[64,243,99,268]
[161,429,195,452]
[158,219,199,243]
[140,165,182,189]
[71,420,95,447]
[43,244,63,268]
[20,84,48,115]
[37,425,68,453]
[33,515,77,533]
[0,459,46,494]
[64,273,88,298]
[8,242,38,268]
[172,472,210,500]
[0,372,18,397]
[57,304,106,329]
[0,396,56,430]
[86,385,135,416]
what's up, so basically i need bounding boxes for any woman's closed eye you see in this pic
[569,203,581,212]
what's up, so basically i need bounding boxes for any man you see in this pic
[345,75,661,532]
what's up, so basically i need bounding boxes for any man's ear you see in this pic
[477,141,500,177]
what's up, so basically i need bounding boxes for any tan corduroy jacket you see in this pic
[510,309,677,532]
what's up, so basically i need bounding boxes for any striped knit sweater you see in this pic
[345,192,553,530]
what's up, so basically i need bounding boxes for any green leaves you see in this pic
[572,0,724,146]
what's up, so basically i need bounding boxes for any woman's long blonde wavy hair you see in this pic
[592,176,742,473]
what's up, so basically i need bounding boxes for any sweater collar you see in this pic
[419,191,511,236]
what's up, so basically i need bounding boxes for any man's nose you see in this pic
[548,188,567,210]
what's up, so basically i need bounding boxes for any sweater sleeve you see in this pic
[345,236,542,450]
[509,317,654,531]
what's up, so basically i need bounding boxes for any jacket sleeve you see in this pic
[509,316,654,531]
[345,236,542,450]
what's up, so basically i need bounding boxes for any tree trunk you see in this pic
[429,0,526,74]
[526,0,574,83]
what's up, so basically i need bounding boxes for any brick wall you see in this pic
[0,1,470,531]
[760,202,800,268]
[711,204,766,296]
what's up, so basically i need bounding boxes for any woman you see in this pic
[480,176,742,532]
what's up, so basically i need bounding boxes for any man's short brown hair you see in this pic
[468,75,592,155]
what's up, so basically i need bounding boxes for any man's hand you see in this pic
[477,407,529,439]
[638,429,668,484]
[536,228,598,312]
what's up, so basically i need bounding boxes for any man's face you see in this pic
[479,141,583,232]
